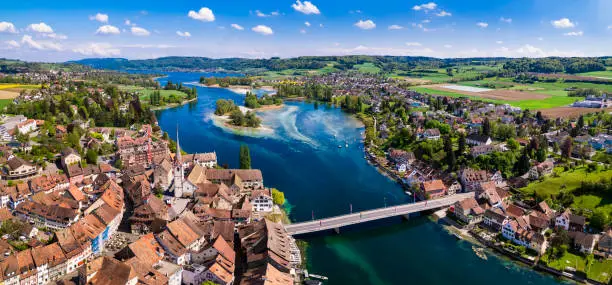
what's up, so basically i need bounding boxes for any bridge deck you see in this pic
[284,192,474,235]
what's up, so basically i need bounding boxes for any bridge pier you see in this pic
[402,214,410,221]
[334,227,340,234]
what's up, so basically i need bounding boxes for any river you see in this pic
[154,72,566,285]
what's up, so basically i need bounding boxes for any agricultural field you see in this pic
[0,83,40,99]
[538,107,612,119]
[577,67,612,79]
[410,85,579,110]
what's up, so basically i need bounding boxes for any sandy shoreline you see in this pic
[254,104,284,111]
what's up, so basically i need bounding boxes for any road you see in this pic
[284,192,475,235]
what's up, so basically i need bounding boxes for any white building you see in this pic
[251,189,273,212]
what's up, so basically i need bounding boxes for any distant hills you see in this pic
[69,56,611,75]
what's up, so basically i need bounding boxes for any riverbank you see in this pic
[254,104,284,111]
[149,97,197,111]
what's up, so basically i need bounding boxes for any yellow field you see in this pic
[0,83,40,90]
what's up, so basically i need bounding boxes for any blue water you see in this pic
[154,72,565,285]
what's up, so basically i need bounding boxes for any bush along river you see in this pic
[154,72,567,285]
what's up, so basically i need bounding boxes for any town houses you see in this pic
[0,116,294,285]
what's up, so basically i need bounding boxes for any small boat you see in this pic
[404,191,412,196]
[453,233,463,240]
[338,145,342,148]
[472,246,488,260]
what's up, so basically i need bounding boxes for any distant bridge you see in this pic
[284,192,475,235]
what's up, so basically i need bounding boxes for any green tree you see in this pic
[590,209,609,231]
[271,188,285,205]
[239,144,251,169]
[230,110,245,126]
[514,149,531,175]
[85,149,98,164]
[506,138,519,152]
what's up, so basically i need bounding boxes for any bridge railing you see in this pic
[285,192,474,234]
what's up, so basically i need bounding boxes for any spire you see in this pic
[175,123,182,165]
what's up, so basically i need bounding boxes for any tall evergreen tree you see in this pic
[482,117,491,137]
[239,144,251,169]
[457,133,466,157]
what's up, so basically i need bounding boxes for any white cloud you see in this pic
[73,43,120,57]
[292,0,320,15]
[300,29,307,34]
[5,40,19,49]
[231,24,244,31]
[131,26,150,36]
[413,2,437,11]
[89,13,109,23]
[500,17,512,23]
[319,23,324,28]
[537,37,544,41]
[188,7,215,22]
[0,22,17,34]
[608,25,612,30]
[515,44,545,57]
[305,21,311,27]
[42,33,68,40]
[476,22,488,28]
[354,20,376,30]
[496,40,503,44]
[122,44,175,49]
[96,25,120,35]
[564,31,583,36]
[176,31,191,37]
[405,42,422,46]
[551,18,575,28]
[254,10,279,17]
[252,25,273,35]
[388,25,404,30]
[422,19,431,24]
[436,11,451,17]
[27,22,54,33]
[320,45,434,56]
[21,35,62,51]
[443,44,452,48]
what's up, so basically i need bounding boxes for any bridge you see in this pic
[284,192,475,235]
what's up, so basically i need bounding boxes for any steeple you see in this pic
[175,124,182,165]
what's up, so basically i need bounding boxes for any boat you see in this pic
[404,191,412,196]
[338,145,342,148]
[453,232,462,240]
[472,246,488,260]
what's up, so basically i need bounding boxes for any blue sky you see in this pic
[0,0,611,61]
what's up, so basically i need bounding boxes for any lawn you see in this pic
[353,62,381,74]
[520,167,612,214]
[119,86,188,102]
[542,251,612,283]
[0,99,12,110]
